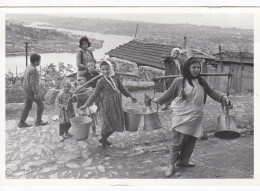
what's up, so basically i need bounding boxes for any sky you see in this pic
[55,14,253,29]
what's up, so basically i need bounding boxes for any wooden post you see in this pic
[218,44,223,72]
[25,42,28,67]
[135,24,139,39]
[238,48,244,93]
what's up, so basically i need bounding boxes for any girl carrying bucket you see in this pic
[56,79,77,142]
[153,57,232,177]
[80,60,137,149]
[75,77,98,137]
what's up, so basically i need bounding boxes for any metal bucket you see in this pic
[214,104,240,139]
[70,116,92,141]
[123,102,143,132]
[143,104,162,131]
[124,108,143,132]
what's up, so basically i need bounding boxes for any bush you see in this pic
[5,62,75,103]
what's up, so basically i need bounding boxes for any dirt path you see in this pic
[5,90,254,179]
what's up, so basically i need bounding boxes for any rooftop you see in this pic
[106,40,214,69]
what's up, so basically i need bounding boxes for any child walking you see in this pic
[80,60,137,149]
[75,77,98,137]
[153,57,232,177]
[18,54,48,127]
[56,80,76,142]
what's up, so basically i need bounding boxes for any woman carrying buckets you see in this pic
[153,57,232,177]
[80,60,137,149]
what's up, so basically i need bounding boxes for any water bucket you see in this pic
[123,102,143,132]
[214,104,240,140]
[143,103,162,131]
[70,116,92,141]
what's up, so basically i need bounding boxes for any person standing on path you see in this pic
[18,54,48,128]
[80,60,137,149]
[56,79,77,142]
[76,36,96,78]
[74,77,98,137]
[161,48,183,110]
[153,57,232,177]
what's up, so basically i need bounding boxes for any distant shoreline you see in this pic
[6,51,77,57]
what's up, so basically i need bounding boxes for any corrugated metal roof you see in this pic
[106,40,214,69]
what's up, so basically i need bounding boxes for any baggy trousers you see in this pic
[20,92,44,123]
[169,130,197,164]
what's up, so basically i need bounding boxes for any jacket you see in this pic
[23,64,39,95]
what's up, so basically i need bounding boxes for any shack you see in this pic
[206,51,254,93]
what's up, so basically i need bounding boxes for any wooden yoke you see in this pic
[152,73,233,81]
[73,72,140,94]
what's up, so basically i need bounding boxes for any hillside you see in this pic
[6,20,103,56]
[6,14,253,54]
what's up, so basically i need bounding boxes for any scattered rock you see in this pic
[49,173,58,179]
[83,159,93,167]
[66,163,79,169]
[82,150,92,158]
[97,165,106,173]
[144,141,150,145]
[39,166,57,173]
[13,171,25,177]
[111,171,118,176]
[117,164,123,169]
[51,115,59,121]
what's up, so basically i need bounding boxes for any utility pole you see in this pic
[25,42,29,67]
[135,24,139,39]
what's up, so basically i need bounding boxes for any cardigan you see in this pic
[156,77,224,106]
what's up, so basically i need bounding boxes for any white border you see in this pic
[1,7,259,188]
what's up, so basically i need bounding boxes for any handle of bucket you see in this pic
[124,101,143,109]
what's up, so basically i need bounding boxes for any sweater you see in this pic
[156,77,224,106]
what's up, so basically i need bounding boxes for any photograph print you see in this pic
[5,9,254,179]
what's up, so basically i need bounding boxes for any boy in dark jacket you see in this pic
[18,54,48,128]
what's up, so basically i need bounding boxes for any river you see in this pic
[5,21,133,74]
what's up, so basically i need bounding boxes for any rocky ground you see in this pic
[5,90,254,179]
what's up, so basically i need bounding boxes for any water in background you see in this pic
[6,21,133,74]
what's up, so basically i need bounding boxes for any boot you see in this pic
[165,162,175,177]
[35,120,48,126]
[176,161,195,167]
[18,122,33,128]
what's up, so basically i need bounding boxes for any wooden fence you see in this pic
[204,63,253,93]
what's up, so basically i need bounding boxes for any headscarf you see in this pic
[171,48,182,72]
[105,60,115,77]
[100,60,119,93]
[171,48,181,57]
[181,57,206,103]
